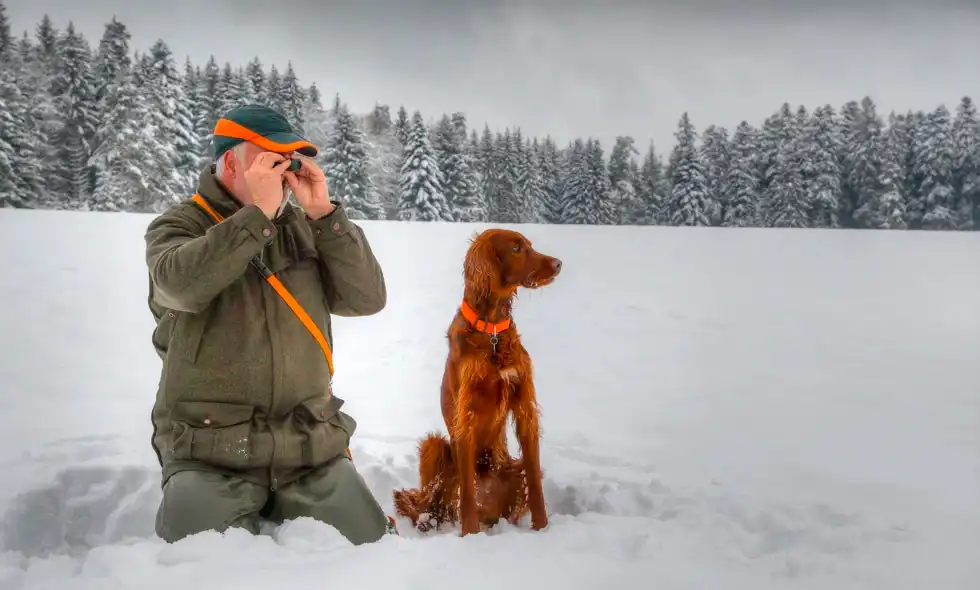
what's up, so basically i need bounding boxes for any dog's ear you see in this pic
[463,232,499,298]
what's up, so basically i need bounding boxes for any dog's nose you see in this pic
[551,258,562,274]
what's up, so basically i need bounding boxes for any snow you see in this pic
[0,209,978,590]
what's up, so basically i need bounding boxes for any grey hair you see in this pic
[214,142,248,178]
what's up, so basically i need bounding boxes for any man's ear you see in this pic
[463,233,499,298]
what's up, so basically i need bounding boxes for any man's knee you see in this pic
[155,469,268,543]
[275,456,388,545]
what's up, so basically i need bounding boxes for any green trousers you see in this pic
[155,455,389,545]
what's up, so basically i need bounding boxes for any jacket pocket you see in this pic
[291,395,357,467]
[168,400,255,470]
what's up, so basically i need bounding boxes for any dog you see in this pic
[392,228,562,536]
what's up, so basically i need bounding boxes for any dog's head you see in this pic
[463,228,562,299]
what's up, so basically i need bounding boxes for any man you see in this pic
[145,104,393,545]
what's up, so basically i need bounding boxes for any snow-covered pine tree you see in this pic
[450,112,467,139]
[235,67,255,105]
[558,139,586,223]
[798,105,844,228]
[33,14,58,68]
[845,98,888,229]
[534,136,564,224]
[699,125,731,225]
[130,51,149,86]
[245,58,265,103]
[307,83,321,111]
[198,56,222,138]
[430,114,459,213]
[430,113,483,221]
[278,62,305,133]
[560,138,608,224]
[498,128,526,223]
[49,22,99,208]
[752,106,785,208]
[265,64,283,113]
[951,96,980,229]
[607,135,641,224]
[26,16,61,207]
[464,129,481,200]
[141,39,200,207]
[467,129,479,160]
[766,111,811,228]
[723,122,761,227]
[367,103,392,135]
[451,112,487,221]
[181,57,210,177]
[394,105,410,146]
[5,33,45,207]
[874,113,910,229]
[475,125,504,221]
[0,0,11,60]
[0,50,41,208]
[300,84,331,152]
[900,110,929,227]
[90,66,156,211]
[835,100,861,224]
[755,103,797,225]
[664,113,711,226]
[589,139,617,224]
[0,97,15,205]
[321,100,384,220]
[520,137,547,224]
[362,103,400,220]
[397,110,453,221]
[90,17,131,195]
[90,17,130,110]
[216,62,249,115]
[914,105,957,230]
[636,141,668,224]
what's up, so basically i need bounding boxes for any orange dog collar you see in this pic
[460,300,511,334]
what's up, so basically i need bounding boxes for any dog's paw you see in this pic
[531,511,549,531]
[416,513,436,533]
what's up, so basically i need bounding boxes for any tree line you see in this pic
[1,5,977,230]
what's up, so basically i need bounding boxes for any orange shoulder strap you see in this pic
[190,194,335,376]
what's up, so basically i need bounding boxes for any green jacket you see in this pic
[145,166,386,490]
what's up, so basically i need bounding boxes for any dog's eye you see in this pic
[512,244,521,253]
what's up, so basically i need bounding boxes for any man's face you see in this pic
[224,141,295,202]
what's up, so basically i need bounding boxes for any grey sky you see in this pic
[6,0,980,152]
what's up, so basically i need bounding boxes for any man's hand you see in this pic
[244,152,292,219]
[284,155,335,219]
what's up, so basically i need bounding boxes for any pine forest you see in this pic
[1,7,978,231]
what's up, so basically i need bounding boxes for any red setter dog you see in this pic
[392,228,562,536]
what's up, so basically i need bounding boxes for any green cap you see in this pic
[212,103,318,160]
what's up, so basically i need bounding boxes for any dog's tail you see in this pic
[392,432,457,529]
[418,431,454,485]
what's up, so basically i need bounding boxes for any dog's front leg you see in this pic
[514,376,548,531]
[452,429,479,535]
[450,360,483,536]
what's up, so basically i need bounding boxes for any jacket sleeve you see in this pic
[145,203,278,313]
[307,203,387,317]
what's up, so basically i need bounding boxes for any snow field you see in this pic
[0,209,977,589]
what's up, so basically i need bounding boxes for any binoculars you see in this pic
[285,159,301,172]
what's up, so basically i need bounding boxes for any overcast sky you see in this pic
[6,0,980,152]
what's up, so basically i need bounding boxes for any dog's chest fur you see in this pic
[481,331,524,392]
